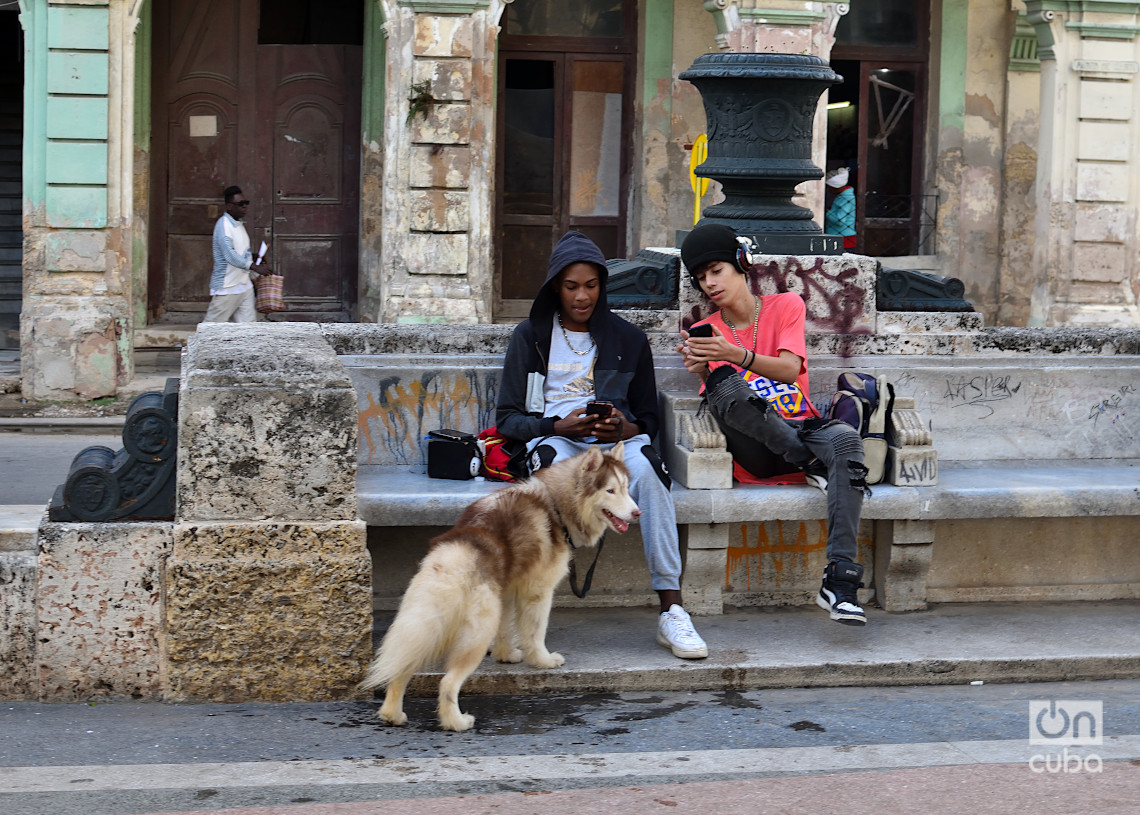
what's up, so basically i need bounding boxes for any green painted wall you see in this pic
[21,0,48,210]
[642,0,673,120]
[362,0,386,146]
[939,0,968,136]
[37,1,111,229]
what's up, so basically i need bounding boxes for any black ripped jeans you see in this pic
[707,378,868,564]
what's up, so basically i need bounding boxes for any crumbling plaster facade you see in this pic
[13,0,1140,401]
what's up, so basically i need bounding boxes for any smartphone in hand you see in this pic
[585,401,613,419]
[688,323,714,338]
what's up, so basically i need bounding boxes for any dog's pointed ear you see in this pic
[610,440,624,460]
[582,446,604,470]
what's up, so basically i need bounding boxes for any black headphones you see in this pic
[735,235,756,272]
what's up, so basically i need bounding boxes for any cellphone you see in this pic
[585,401,613,419]
[688,323,714,338]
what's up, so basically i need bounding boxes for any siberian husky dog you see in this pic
[359,443,639,732]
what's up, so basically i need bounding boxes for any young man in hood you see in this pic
[496,231,708,660]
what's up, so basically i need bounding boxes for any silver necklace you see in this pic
[558,314,595,357]
[722,295,760,355]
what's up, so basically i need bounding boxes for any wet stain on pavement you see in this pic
[788,720,826,732]
[610,702,696,722]
[713,690,764,710]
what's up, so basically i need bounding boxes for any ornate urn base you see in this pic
[680,53,842,254]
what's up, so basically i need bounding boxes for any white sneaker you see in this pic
[656,604,708,659]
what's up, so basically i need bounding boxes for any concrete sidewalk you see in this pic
[4,494,1138,698]
[394,600,1140,698]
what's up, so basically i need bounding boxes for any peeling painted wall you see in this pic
[996,67,1039,326]
[935,2,1017,325]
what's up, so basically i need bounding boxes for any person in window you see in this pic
[677,223,870,626]
[824,167,857,249]
[496,231,708,659]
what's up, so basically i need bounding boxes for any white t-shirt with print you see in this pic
[544,324,596,419]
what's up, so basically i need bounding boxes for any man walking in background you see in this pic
[205,185,267,323]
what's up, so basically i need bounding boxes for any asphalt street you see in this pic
[0,431,122,505]
[3,679,1140,814]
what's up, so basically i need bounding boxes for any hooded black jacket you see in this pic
[496,231,660,444]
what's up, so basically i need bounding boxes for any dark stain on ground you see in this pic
[595,727,631,736]
[471,694,621,735]
[713,690,764,711]
[311,693,709,735]
[788,720,826,732]
[610,702,696,722]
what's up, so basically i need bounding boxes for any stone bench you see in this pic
[6,284,1139,703]
[336,315,1140,618]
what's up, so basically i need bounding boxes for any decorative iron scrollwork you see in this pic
[49,378,180,522]
[605,249,680,309]
[877,267,974,312]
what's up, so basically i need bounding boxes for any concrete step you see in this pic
[133,323,197,349]
[392,600,1140,697]
[0,505,44,552]
[134,347,182,372]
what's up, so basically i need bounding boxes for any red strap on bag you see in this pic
[477,427,515,481]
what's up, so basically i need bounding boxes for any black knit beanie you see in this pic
[680,223,744,289]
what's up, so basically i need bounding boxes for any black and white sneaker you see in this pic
[804,458,828,493]
[816,560,866,626]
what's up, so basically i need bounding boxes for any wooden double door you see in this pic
[150,0,362,321]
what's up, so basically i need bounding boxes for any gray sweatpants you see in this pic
[526,434,682,591]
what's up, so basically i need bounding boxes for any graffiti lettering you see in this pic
[1087,384,1136,427]
[943,374,1022,418]
[895,457,937,484]
[890,371,918,392]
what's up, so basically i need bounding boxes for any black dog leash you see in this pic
[563,524,606,599]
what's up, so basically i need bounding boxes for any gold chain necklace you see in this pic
[722,295,760,356]
[558,314,596,357]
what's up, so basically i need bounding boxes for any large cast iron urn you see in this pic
[680,52,842,254]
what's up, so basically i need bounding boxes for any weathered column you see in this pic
[679,524,729,615]
[167,323,372,701]
[18,0,140,400]
[373,1,504,324]
[700,1,849,224]
[1026,2,1140,326]
[873,519,935,612]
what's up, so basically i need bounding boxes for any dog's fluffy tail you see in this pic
[357,544,475,691]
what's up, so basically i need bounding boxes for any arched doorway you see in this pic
[494,1,636,319]
[149,0,363,323]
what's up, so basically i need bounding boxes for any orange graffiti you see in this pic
[725,521,872,590]
[357,375,488,465]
